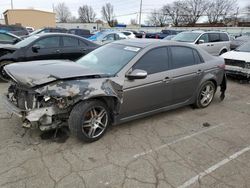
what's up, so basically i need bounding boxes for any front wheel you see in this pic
[69,100,111,142]
[194,81,216,108]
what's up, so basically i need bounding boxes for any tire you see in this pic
[69,100,111,142]
[194,81,216,108]
[219,49,227,55]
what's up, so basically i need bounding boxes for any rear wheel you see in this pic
[69,100,111,142]
[195,81,216,108]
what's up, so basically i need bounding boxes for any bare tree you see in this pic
[130,19,137,25]
[206,0,237,24]
[162,1,185,26]
[179,0,209,25]
[101,3,115,27]
[55,3,71,23]
[78,5,96,23]
[147,9,167,27]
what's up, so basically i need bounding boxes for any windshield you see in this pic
[14,35,40,48]
[235,42,250,52]
[76,43,140,75]
[172,32,201,42]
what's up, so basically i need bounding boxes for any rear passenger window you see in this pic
[63,36,79,47]
[170,47,196,69]
[220,33,229,41]
[193,50,203,64]
[209,33,220,42]
[133,47,168,74]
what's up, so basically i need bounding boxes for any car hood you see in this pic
[220,51,250,62]
[4,60,106,87]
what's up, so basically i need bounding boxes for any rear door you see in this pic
[120,47,172,118]
[61,36,84,60]
[168,46,204,104]
[25,36,62,61]
[208,33,221,55]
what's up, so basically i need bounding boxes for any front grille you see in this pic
[8,85,40,110]
[225,59,246,68]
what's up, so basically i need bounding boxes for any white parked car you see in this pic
[172,31,230,56]
[220,42,250,79]
[121,31,136,39]
[89,32,128,45]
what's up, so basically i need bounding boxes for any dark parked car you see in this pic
[68,29,93,38]
[0,24,29,36]
[0,30,21,44]
[0,33,99,77]
[3,39,226,142]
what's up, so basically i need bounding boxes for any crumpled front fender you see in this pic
[35,78,123,103]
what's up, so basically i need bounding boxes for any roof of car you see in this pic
[182,30,228,34]
[115,39,193,48]
[35,33,81,37]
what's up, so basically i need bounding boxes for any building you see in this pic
[3,9,56,29]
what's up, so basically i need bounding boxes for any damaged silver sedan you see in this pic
[3,39,226,142]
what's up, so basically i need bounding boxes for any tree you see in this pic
[130,19,137,25]
[162,1,185,26]
[55,3,71,23]
[147,9,167,27]
[78,5,96,23]
[206,0,237,24]
[179,0,209,25]
[101,3,115,27]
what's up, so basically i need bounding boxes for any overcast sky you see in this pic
[0,0,249,24]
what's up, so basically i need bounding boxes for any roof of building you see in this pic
[3,9,55,15]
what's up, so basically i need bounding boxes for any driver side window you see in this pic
[133,47,169,75]
[34,37,60,49]
[103,34,115,41]
[198,34,209,43]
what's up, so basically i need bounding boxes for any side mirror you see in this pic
[12,38,20,44]
[198,39,205,44]
[126,69,147,80]
[32,45,41,53]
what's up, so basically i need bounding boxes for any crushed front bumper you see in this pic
[226,65,250,78]
[3,94,66,128]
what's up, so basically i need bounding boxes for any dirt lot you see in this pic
[0,79,249,188]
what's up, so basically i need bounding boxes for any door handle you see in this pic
[82,48,87,52]
[207,44,210,47]
[55,49,60,53]
[196,70,203,75]
[162,77,172,83]
[210,44,214,46]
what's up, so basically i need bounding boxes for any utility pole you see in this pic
[11,0,13,9]
[139,0,142,27]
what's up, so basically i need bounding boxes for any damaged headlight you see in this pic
[43,96,68,109]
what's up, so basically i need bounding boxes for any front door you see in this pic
[119,47,172,119]
[25,36,62,61]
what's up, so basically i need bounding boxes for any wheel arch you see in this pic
[74,95,121,123]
